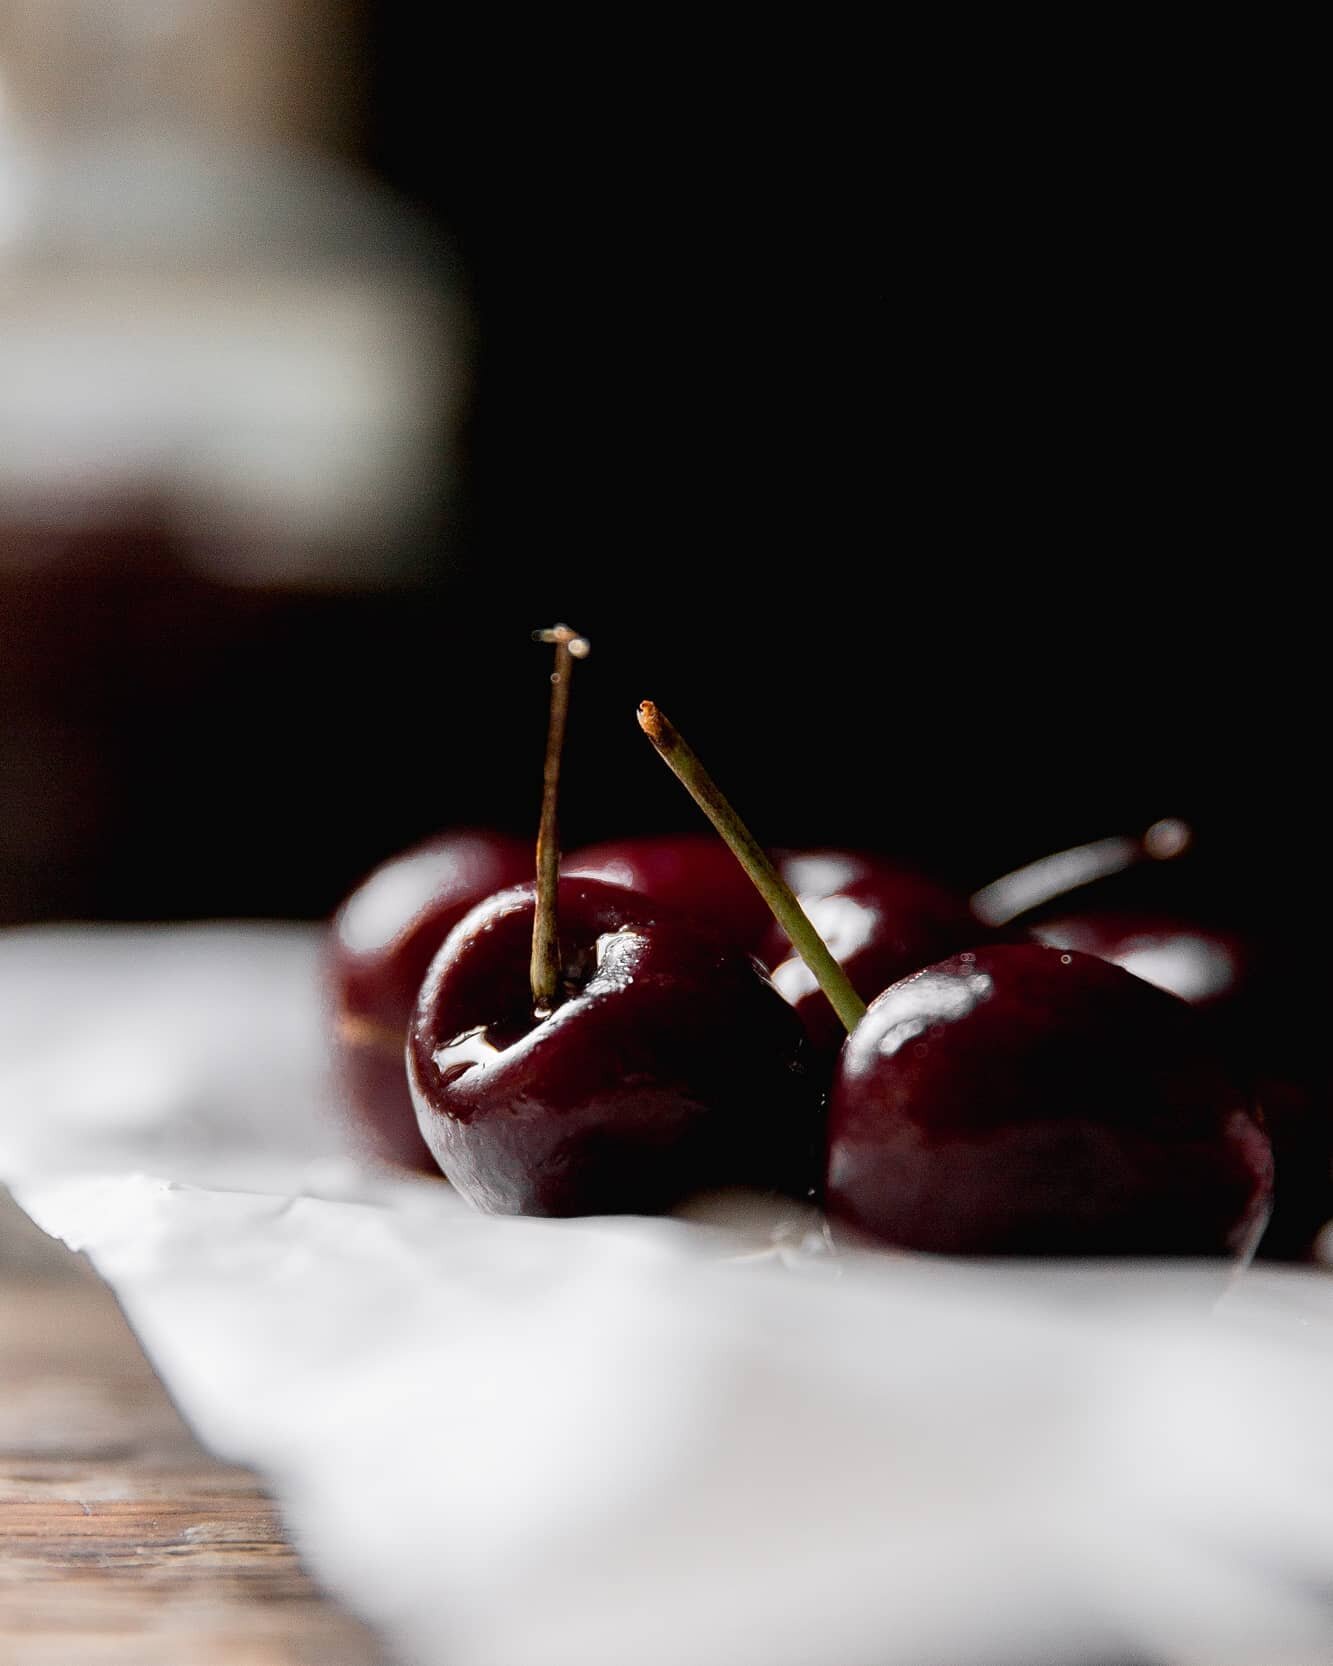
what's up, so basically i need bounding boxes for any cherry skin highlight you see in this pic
[1030,912,1246,1009]
[408,877,820,1215]
[328,830,531,1169]
[826,943,1272,1256]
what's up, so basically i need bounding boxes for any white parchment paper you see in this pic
[4,924,1333,1666]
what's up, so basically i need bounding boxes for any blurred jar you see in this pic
[0,2,469,921]
[0,0,465,580]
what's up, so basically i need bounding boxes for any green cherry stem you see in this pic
[637,700,867,1037]
[530,624,590,1012]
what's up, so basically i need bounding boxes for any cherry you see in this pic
[565,833,776,953]
[826,944,1272,1256]
[990,812,1329,1262]
[1029,912,1245,1009]
[973,826,1333,1257]
[764,852,995,1054]
[328,829,531,1169]
[1030,913,1333,1260]
[408,637,820,1215]
[407,877,819,1213]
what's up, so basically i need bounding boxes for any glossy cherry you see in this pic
[763,852,997,1054]
[826,943,1272,1255]
[407,877,819,1215]
[328,830,531,1169]
[565,834,776,954]
[1027,912,1332,1258]
[1030,912,1246,1009]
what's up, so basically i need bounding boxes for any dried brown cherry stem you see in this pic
[530,625,590,1012]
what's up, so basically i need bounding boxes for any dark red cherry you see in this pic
[565,834,775,954]
[1030,913,1333,1258]
[407,877,819,1215]
[826,943,1271,1255]
[328,830,531,1169]
[1031,912,1246,1009]
[764,852,997,1053]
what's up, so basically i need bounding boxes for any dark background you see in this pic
[0,31,1313,937]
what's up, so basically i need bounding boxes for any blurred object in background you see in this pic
[0,0,462,576]
[0,1,468,924]
[0,0,366,154]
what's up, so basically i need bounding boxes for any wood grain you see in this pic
[0,1190,385,1666]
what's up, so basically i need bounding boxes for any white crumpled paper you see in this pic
[4,923,1333,1666]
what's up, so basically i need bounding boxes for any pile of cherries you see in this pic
[325,661,1326,1261]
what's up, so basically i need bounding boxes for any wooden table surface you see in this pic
[0,1189,386,1666]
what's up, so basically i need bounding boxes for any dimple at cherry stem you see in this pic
[637,700,867,1037]
[531,625,590,1012]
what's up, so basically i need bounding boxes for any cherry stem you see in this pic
[637,700,867,1037]
[530,625,590,1011]
[970,817,1192,928]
